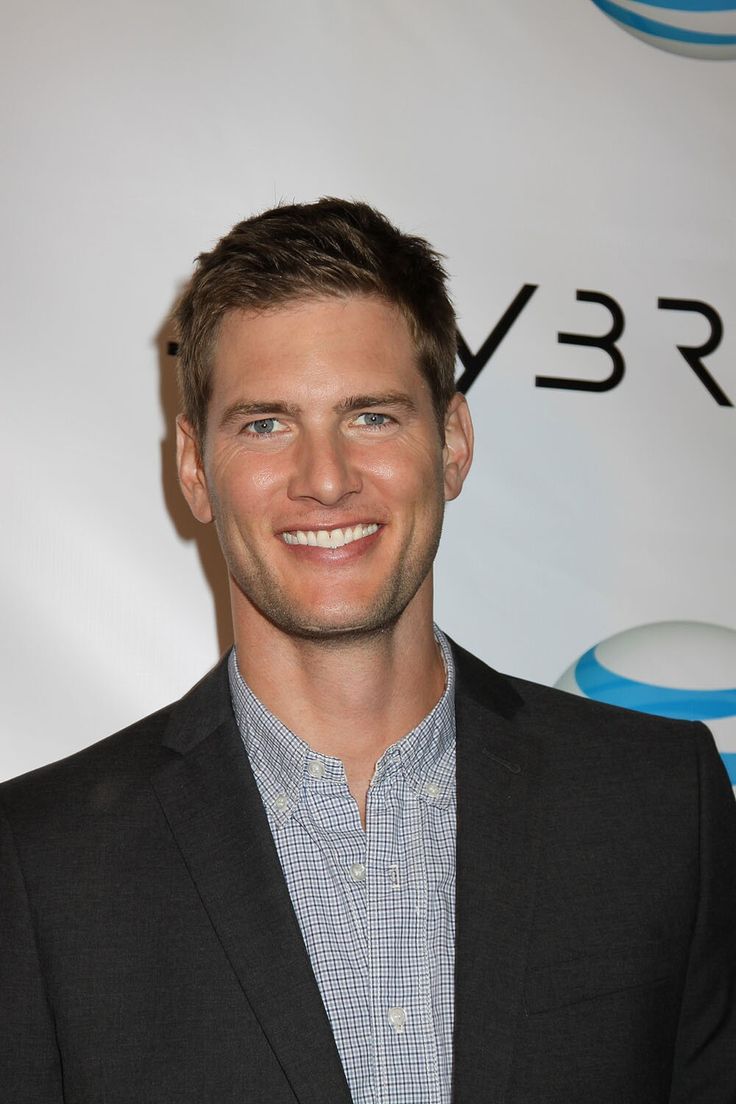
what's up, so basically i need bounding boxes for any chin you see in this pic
[265,606,402,644]
[247,584,412,643]
[231,552,434,644]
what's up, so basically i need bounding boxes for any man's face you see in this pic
[177,295,473,642]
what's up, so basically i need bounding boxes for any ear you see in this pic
[176,415,214,524]
[442,393,474,502]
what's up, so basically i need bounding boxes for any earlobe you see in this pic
[176,415,214,524]
[442,394,474,502]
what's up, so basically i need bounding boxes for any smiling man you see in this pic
[176,290,470,829]
[1,199,735,1104]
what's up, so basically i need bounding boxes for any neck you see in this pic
[231,580,446,824]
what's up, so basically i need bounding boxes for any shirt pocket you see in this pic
[524,943,670,1015]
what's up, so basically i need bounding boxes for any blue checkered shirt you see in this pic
[228,629,456,1104]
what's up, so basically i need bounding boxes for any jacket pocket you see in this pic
[524,943,670,1015]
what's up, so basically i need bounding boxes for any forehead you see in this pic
[210,295,426,405]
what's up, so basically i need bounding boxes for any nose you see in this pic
[287,428,362,506]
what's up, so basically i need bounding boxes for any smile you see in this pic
[281,523,380,548]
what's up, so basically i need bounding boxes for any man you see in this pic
[1,198,734,1104]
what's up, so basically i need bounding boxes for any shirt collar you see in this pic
[228,626,456,825]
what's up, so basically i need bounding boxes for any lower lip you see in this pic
[278,526,383,561]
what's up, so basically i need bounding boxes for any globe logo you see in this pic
[590,1,736,60]
[556,622,736,786]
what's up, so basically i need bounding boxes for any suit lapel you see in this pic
[151,658,352,1104]
[451,642,542,1103]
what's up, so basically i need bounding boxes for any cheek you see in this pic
[362,434,442,486]
[365,457,400,483]
[249,466,284,492]
[366,457,445,518]
[208,448,285,512]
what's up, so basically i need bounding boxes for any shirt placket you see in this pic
[366,769,393,1104]
[296,770,374,1102]
[408,796,442,1103]
[366,762,441,1104]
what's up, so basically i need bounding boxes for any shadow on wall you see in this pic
[155,308,234,658]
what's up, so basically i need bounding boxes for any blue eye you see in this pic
[246,418,282,435]
[356,412,391,428]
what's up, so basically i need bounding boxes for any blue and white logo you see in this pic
[590,1,736,59]
[556,621,736,785]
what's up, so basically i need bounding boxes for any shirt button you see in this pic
[388,1006,406,1034]
[307,759,325,779]
[424,781,440,798]
[274,793,288,812]
[349,862,366,882]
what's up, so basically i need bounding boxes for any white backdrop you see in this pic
[2,0,735,781]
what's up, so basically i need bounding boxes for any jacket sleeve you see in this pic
[0,801,64,1102]
[668,724,736,1103]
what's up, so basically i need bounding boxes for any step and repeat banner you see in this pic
[2,0,735,782]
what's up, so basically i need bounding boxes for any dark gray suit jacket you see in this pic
[1,641,735,1103]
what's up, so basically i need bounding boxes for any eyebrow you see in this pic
[218,400,305,430]
[336,392,418,415]
[218,391,417,429]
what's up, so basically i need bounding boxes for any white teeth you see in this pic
[281,523,379,548]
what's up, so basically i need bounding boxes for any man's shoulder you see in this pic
[450,636,707,750]
[0,656,231,828]
[449,638,728,812]
[0,701,175,825]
